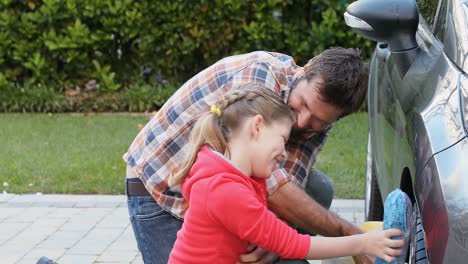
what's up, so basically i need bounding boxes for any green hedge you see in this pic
[0,81,178,113]
[1,0,371,91]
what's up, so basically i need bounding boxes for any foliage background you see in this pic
[0,0,372,113]
[1,1,373,197]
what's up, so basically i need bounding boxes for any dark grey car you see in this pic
[344,0,468,263]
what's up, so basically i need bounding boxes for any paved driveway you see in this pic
[0,194,364,264]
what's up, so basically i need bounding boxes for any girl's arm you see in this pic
[306,229,405,262]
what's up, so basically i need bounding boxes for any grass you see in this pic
[0,113,148,194]
[316,112,369,199]
[0,112,368,198]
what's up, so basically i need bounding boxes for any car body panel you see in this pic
[423,136,468,263]
[345,0,468,262]
[434,0,468,72]
[412,70,467,263]
[369,27,462,199]
[428,73,468,263]
[366,1,468,263]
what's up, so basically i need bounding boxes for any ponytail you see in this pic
[168,113,226,186]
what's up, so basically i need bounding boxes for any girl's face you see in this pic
[251,118,292,179]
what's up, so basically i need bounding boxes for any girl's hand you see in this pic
[363,228,405,262]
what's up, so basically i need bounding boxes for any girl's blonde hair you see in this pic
[168,83,296,186]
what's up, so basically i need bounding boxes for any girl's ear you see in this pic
[251,115,264,140]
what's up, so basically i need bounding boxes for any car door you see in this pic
[356,0,468,262]
[368,0,439,209]
[368,0,464,211]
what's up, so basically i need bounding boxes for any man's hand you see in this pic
[236,244,278,264]
[352,255,375,264]
[268,181,362,237]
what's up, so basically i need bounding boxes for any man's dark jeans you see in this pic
[127,168,334,264]
[127,194,182,264]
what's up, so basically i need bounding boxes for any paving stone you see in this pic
[74,201,97,208]
[54,201,78,208]
[48,208,83,218]
[96,208,131,229]
[36,237,79,250]
[17,248,65,264]
[42,230,85,242]
[0,194,16,203]
[5,202,34,208]
[16,207,54,216]
[0,254,21,264]
[0,208,25,221]
[30,217,67,228]
[131,255,144,264]
[57,254,97,263]
[0,243,32,260]
[8,194,38,203]
[8,230,52,248]
[104,225,139,251]
[94,201,120,208]
[67,238,111,255]
[96,250,139,262]
[66,228,122,255]
[330,199,364,209]
[81,227,123,242]
[309,260,324,264]
[118,201,128,208]
[0,222,30,240]
[59,223,95,232]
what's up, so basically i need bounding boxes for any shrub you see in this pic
[0,82,179,113]
[125,82,178,112]
[1,0,372,90]
[0,81,68,112]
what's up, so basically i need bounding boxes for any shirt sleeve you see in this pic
[266,130,329,195]
[206,177,310,259]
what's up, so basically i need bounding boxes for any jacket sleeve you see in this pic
[206,176,310,259]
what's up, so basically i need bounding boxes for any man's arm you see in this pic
[240,181,373,264]
[267,181,362,237]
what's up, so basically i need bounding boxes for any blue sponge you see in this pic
[375,189,413,264]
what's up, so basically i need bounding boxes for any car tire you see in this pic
[365,135,384,221]
[366,163,384,221]
[410,206,429,264]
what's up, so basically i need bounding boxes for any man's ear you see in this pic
[251,115,264,140]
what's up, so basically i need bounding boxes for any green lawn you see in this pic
[0,113,148,194]
[316,112,369,198]
[0,112,368,198]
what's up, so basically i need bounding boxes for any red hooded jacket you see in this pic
[169,145,310,263]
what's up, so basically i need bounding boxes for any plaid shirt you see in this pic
[124,51,329,219]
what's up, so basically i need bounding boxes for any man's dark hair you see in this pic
[301,47,368,116]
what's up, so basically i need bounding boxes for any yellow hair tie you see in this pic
[210,105,222,117]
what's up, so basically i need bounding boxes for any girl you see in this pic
[168,84,404,263]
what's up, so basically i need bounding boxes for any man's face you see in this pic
[288,78,344,132]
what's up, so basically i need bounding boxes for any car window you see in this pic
[432,0,468,72]
[433,0,449,39]
[416,0,440,27]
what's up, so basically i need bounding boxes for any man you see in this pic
[124,47,370,264]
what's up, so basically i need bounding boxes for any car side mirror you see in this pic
[344,0,419,52]
[344,0,421,78]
